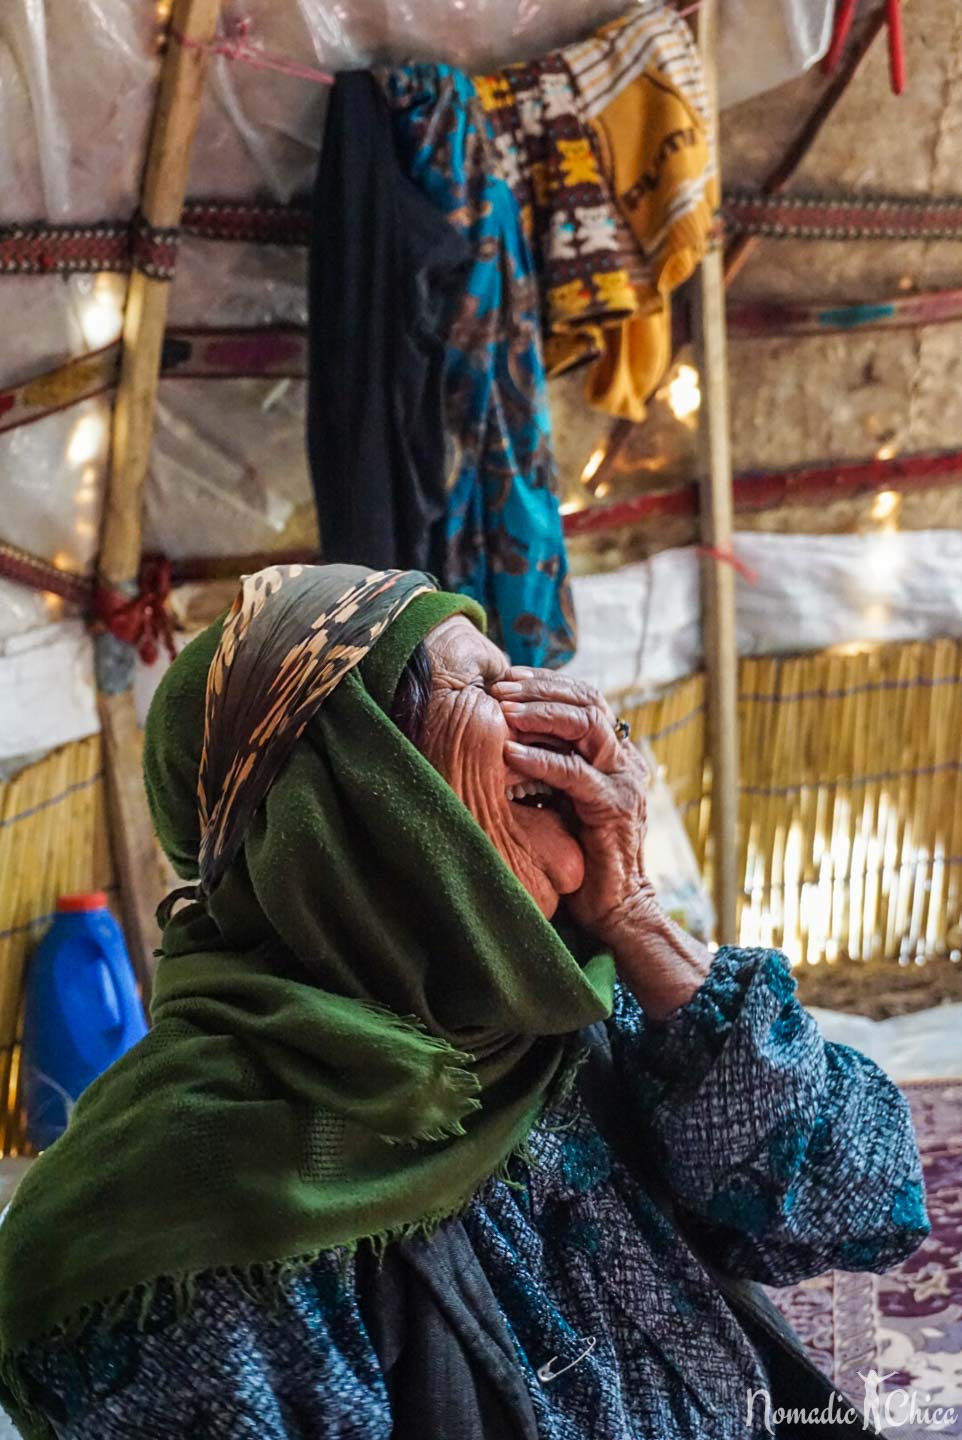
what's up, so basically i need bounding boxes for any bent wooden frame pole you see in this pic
[693,0,739,943]
[723,3,889,288]
[96,0,222,988]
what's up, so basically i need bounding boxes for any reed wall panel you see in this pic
[624,639,962,967]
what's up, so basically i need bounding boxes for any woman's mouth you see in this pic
[506,780,577,833]
[507,780,555,808]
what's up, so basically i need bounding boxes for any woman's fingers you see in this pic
[500,699,620,769]
[492,669,616,722]
[504,739,614,807]
[493,669,622,770]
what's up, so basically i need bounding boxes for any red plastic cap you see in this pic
[56,892,109,913]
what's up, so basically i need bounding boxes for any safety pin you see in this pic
[537,1335,597,1383]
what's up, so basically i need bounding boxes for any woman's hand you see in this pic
[493,667,656,943]
[494,666,711,1017]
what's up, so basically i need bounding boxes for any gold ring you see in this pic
[614,717,630,742]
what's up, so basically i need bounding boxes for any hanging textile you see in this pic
[308,72,472,577]
[476,3,717,422]
[351,5,710,663]
[384,66,577,668]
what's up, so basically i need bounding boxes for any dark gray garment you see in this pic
[356,1222,539,1440]
[307,70,471,578]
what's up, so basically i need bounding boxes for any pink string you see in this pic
[677,0,706,16]
[170,18,334,87]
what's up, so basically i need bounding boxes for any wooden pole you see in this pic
[692,0,739,944]
[723,2,888,288]
[100,0,223,590]
[97,0,222,987]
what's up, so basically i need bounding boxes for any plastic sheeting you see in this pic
[0,396,109,581]
[0,620,96,761]
[0,273,126,391]
[1,0,634,223]
[717,0,835,111]
[809,1004,962,1083]
[0,579,61,646]
[566,530,962,700]
[294,0,632,70]
[566,547,703,698]
[168,242,309,329]
[186,0,636,205]
[0,1,157,223]
[144,379,313,558]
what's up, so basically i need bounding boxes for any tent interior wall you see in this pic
[3,0,962,1155]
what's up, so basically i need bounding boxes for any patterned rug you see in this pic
[771,1079,962,1434]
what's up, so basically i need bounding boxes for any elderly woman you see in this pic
[0,566,927,1440]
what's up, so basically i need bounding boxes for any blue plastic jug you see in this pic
[23,893,148,1150]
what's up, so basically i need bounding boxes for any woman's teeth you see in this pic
[506,780,553,805]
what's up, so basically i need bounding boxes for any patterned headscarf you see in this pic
[197,564,436,892]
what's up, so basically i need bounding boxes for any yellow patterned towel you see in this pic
[475,3,717,421]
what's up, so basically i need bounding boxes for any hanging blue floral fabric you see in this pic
[383,65,577,668]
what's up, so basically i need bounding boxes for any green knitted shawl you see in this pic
[0,585,613,1434]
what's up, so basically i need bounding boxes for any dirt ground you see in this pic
[794,955,962,1018]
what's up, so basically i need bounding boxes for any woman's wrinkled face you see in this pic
[420,617,585,918]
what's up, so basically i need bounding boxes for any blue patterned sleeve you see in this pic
[607,947,930,1286]
[15,1257,392,1440]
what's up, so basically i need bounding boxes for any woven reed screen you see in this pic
[623,638,962,968]
[0,737,114,1156]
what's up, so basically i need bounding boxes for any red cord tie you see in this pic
[697,545,759,584]
[93,556,176,665]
